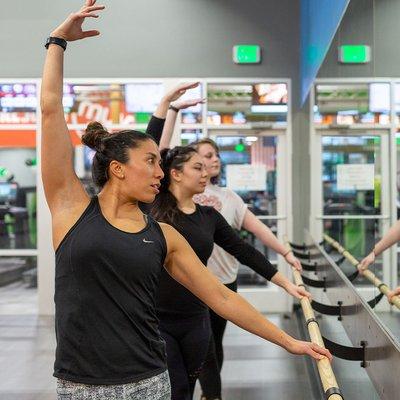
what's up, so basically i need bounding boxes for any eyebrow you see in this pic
[146,152,159,158]
[194,162,203,166]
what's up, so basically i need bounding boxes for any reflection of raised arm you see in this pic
[160,108,179,150]
[159,85,205,150]
[242,209,302,271]
[359,219,400,272]
[146,82,202,147]
[40,1,104,248]
[160,223,331,361]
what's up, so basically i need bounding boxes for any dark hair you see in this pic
[81,122,154,187]
[151,146,198,225]
[191,138,220,184]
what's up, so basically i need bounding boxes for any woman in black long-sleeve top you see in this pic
[151,146,311,400]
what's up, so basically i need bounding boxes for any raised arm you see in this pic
[160,223,331,361]
[41,1,104,247]
[359,219,400,272]
[145,82,201,146]
[158,85,205,150]
[242,209,302,271]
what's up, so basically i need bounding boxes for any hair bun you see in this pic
[82,122,109,151]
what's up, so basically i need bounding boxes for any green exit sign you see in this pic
[339,45,371,64]
[233,45,261,64]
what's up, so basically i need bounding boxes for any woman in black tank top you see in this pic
[42,3,331,400]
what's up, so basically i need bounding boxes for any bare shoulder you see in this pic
[158,222,190,255]
[159,222,179,242]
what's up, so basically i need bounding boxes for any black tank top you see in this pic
[54,197,167,385]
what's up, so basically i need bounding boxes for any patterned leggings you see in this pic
[56,371,171,400]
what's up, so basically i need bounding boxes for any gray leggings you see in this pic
[56,371,171,400]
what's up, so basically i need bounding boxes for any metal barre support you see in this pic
[311,292,385,318]
[322,336,369,368]
[306,231,400,399]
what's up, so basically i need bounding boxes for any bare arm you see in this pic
[41,41,88,211]
[373,220,400,255]
[159,87,205,150]
[160,223,331,361]
[242,209,302,271]
[41,1,104,248]
[212,208,309,299]
[159,109,179,150]
[359,219,400,271]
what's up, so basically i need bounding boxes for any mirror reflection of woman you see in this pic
[359,221,400,304]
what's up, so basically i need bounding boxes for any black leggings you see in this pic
[199,279,238,399]
[159,313,211,400]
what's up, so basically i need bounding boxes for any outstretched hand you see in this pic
[285,252,302,271]
[50,0,105,42]
[163,82,201,103]
[172,97,206,111]
[358,251,375,274]
[287,339,333,362]
[388,287,400,303]
[285,282,311,300]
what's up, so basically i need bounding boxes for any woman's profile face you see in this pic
[197,143,221,178]
[121,139,164,203]
[171,153,208,195]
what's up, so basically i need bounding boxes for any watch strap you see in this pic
[45,37,67,51]
[168,105,180,113]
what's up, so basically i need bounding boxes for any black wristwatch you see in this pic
[168,105,180,113]
[45,37,67,51]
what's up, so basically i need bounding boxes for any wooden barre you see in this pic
[323,234,400,310]
[284,236,343,400]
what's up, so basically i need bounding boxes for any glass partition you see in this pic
[322,135,382,215]
[0,81,38,251]
[211,134,279,288]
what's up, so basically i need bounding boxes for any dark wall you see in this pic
[0,0,300,79]
[319,0,400,78]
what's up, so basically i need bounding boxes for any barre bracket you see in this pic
[301,274,327,290]
[301,269,359,291]
[323,336,369,368]
[311,292,385,318]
